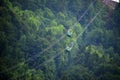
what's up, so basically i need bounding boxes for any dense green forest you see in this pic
[0,0,120,80]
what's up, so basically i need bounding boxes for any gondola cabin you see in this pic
[67,29,73,37]
[66,42,74,52]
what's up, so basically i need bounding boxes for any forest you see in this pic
[0,0,120,80]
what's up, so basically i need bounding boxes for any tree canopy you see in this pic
[0,0,120,80]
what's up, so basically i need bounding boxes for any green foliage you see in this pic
[0,0,120,80]
[85,45,104,58]
[62,65,95,80]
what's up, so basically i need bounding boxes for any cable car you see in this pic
[67,29,73,37]
[66,42,74,52]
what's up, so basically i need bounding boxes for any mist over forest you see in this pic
[0,0,120,80]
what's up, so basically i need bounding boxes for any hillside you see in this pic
[0,0,120,80]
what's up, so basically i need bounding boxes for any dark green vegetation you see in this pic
[0,0,120,80]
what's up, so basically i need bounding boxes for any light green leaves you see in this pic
[85,45,104,58]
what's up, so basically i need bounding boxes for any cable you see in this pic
[14,7,102,79]
[12,49,66,80]
[0,0,96,74]
[61,9,103,79]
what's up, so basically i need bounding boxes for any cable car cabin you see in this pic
[66,42,74,52]
[67,29,73,37]
[101,0,119,9]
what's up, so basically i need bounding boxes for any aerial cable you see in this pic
[14,49,66,79]
[24,0,97,63]
[70,0,97,29]
[0,0,96,74]
[14,7,102,80]
[62,9,103,79]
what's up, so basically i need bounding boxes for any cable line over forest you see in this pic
[0,0,97,74]
[1,0,120,80]
[14,7,102,79]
